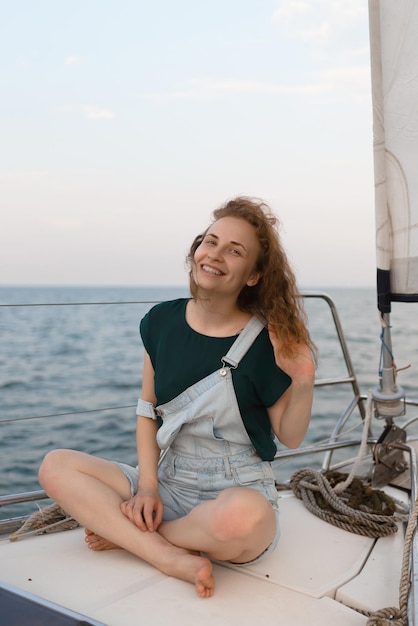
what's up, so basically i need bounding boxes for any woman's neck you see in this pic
[186,297,251,337]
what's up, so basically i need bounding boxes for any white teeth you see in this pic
[202,265,222,275]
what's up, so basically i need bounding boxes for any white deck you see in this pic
[0,489,405,626]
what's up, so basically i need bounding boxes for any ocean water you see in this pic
[1,285,418,520]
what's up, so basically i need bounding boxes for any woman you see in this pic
[38,196,315,598]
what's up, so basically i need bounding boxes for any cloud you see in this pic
[133,1,370,106]
[65,55,83,66]
[273,0,367,47]
[136,78,328,100]
[61,104,115,120]
[136,72,369,101]
[314,65,371,98]
[195,79,320,96]
[83,105,115,120]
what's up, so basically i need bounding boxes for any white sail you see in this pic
[369,0,418,312]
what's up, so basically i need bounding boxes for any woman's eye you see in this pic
[231,248,240,255]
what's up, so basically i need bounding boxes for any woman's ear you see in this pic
[247,272,261,287]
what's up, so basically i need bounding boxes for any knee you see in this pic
[38,449,74,494]
[211,488,273,542]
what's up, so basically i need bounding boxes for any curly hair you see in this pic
[186,196,314,356]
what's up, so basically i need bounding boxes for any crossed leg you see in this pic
[39,449,214,597]
[86,486,276,565]
[39,449,276,597]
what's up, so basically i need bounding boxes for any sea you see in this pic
[1,285,418,521]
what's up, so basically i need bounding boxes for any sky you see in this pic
[0,0,376,288]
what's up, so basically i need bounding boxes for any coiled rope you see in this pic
[290,468,407,537]
[290,392,408,536]
[290,466,415,625]
[9,502,78,542]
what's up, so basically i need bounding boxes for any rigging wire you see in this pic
[0,300,159,308]
[378,317,395,378]
[0,405,136,424]
[0,299,153,424]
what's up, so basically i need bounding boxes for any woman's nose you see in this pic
[207,249,222,261]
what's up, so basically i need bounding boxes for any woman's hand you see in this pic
[267,326,315,449]
[120,485,164,532]
[267,326,315,381]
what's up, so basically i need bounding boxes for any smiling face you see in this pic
[192,216,262,300]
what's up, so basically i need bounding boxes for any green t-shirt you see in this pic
[140,299,291,461]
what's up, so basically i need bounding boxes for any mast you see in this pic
[369,0,418,417]
[368,0,406,421]
[368,4,418,621]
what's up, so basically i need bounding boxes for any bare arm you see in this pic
[136,351,160,486]
[267,328,315,449]
[120,350,164,531]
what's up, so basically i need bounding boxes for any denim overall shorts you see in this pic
[117,316,281,565]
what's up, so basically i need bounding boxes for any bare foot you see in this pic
[84,528,120,551]
[166,549,215,598]
[194,557,215,598]
[84,529,215,597]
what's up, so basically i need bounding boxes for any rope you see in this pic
[9,502,79,541]
[289,393,408,538]
[290,467,413,624]
[333,391,373,494]
[365,495,418,626]
[290,468,407,537]
[366,607,404,625]
[289,387,415,625]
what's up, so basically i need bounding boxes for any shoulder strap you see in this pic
[222,316,265,369]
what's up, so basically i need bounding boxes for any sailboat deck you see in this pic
[0,486,406,626]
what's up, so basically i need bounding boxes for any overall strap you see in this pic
[136,315,265,421]
[222,316,265,369]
